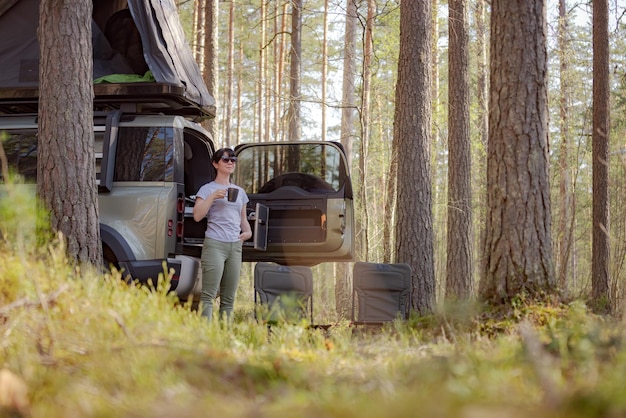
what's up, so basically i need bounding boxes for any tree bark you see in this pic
[358,0,374,261]
[474,0,488,291]
[257,0,266,143]
[225,0,235,147]
[264,1,271,144]
[321,0,329,142]
[556,0,574,293]
[446,0,473,300]
[236,41,243,143]
[592,0,611,312]
[336,0,359,317]
[341,0,358,170]
[203,0,218,139]
[288,0,302,142]
[193,0,204,67]
[383,151,397,264]
[431,0,439,141]
[394,0,435,315]
[38,0,101,266]
[277,2,289,142]
[480,0,555,304]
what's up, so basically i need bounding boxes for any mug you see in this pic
[226,187,239,202]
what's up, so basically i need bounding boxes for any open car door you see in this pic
[234,141,354,266]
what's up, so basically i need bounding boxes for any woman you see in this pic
[193,148,252,322]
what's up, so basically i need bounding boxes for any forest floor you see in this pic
[2,241,625,418]
[1,186,624,418]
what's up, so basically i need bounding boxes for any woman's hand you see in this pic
[212,189,227,200]
[239,231,253,241]
[239,204,252,242]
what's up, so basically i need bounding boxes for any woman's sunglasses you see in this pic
[220,156,238,163]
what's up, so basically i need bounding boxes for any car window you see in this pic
[234,143,347,194]
[114,126,174,182]
[1,130,111,184]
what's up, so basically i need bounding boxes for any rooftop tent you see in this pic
[0,0,215,117]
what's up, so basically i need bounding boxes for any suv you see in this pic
[0,95,354,299]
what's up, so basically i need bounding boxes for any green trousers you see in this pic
[200,238,243,322]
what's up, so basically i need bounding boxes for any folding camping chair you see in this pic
[351,262,412,325]
[254,262,314,323]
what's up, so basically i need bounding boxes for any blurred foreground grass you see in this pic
[2,186,626,417]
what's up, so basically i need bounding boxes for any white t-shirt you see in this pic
[195,182,249,242]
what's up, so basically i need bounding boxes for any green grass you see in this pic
[2,186,626,417]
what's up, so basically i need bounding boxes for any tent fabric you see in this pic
[92,18,136,79]
[103,8,149,75]
[0,0,18,16]
[0,0,214,115]
[126,0,212,109]
[0,0,39,87]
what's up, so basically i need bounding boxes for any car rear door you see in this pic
[234,141,354,266]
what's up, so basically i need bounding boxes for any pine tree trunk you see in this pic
[556,0,574,293]
[340,0,358,170]
[263,1,271,144]
[256,0,266,144]
[277,2,289,142]
[321,0,329,142]
[446,0,473,300]
[383,154,397,264]
[195,0,205,67]
[38,0,101,266]
[236,41,243,143]
[394,0,435,315]
[288,0,302,142]
[336,0,359,317]
[358,0,374,261]
[474,0,488,291]
[481,0,555,304]
[225,0,235,147]
[431,0,439,140]
[592,0,611,312]
[203,0,218,139]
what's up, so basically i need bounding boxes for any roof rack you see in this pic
[0,83,216,120]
